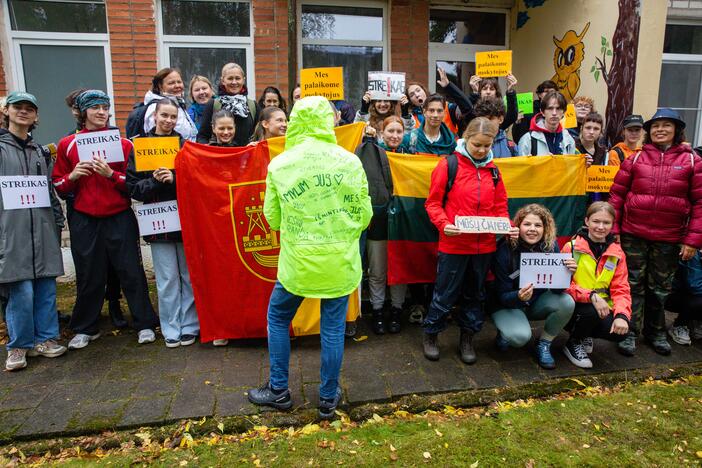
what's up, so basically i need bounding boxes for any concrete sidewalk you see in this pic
[1,312,701,441]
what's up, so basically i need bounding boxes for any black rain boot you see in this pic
[388,307,402,334]
[459,330,477,365]
[372,308,385,335]
[423,332,440,361]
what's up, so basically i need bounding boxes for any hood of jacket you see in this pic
[529,113,563,134]
[0,131,37,152]
[284,96,337,150]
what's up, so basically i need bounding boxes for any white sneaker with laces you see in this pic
[563,339,593,368]
[212,339,229,347]
[138,329,156,344]
[27,340,67,358]
[582,337,594,354]
[408,305,425,324]
[5,348,28,371]
[68,332,101,350]
[668,325,691,345]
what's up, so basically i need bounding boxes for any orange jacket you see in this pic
[606,142,640,166]
[561,234,632,321]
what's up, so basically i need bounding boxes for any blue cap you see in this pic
[644,108,686,131]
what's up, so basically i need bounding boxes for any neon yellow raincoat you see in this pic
[263,96,372,298]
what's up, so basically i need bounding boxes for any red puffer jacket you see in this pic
[609,143,702,247]
[425,153,509,255]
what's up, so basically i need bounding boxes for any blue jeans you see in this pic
[266,282,349,400]
[151,242,199,341]
[5,278,58,350]
[423,252,492,335]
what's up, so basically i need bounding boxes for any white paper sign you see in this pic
[519,253,573,289]
[0,176,51,210]
[368,71,406,101]
[135,200,181,236]
[75,129,124,163]
[454,216,512,234]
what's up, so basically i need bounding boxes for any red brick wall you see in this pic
[390,0,429,84]
[0,46,7,97]
[252,0,290,105]
[106,0,158,129]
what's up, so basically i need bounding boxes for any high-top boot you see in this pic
[423,332,440,361]
[372,308,385,335]
[459,330,477,364]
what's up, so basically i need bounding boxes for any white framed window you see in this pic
[2,0,114,144]
[427,6,510,97]
[156,0,255,98]
[298,0,388,106]
[659,20,702,146]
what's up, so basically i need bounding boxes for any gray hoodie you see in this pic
[0,132,64,283]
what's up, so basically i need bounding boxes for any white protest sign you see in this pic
[454,216,512,234]
[0,176,51,210]
[518,253,573,289]
[368,71,406,101]
[75,129,124,163]
[135,200,181,236]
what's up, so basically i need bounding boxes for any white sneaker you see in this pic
[563,339,593,368]
[213,339,229,347]
[137,329,156,344]
[5,348,28,371]
[668,325,692,346]
[582,337,594,354]
[408,305,425,324]
[68,333,101,350]
[27,340,67,358]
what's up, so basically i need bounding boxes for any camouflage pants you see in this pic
[620,234,679,337]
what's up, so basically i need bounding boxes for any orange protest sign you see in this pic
[475,50,512,77]
[562,104,578,129]
[586,165,619,192]
[133,136,180,172]
[300,67,344,100]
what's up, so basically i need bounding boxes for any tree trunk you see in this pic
[604,0,641,145]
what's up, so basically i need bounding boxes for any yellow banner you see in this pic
[586,165,619,192]
[476,50,512,77]
[300,66,345,100]
[386,153,587,199]
[266,122,365,159]
[562,103,578,129]
[133,136,180,171]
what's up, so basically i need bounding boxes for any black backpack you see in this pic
[125,99,161,138]
[443,153,500,207]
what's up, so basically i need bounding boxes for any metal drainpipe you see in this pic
[288,0,298,97]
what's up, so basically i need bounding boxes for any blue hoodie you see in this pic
[492,129,518,158]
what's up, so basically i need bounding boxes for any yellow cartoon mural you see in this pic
[551,23,590,102]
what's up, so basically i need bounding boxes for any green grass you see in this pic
[7,375,702,467]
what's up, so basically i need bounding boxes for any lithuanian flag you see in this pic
[176,123,366,341]
[386,154,587,285]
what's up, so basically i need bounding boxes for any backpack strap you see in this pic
[490,167,500,187]
[247,99,257,122]
[531,135,538,156]
[442,153,458,207]
[613,146,625,163]
[632,150,642,164]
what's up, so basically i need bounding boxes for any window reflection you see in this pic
[429,9,505,46]
[162,0,250,36]
[302,5,383,41]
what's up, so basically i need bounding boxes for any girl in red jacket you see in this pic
[561,202,631,368]
[423,117,517,363]
[52,90,158,350]
[609,108,702,356]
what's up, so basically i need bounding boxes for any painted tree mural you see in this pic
[591,0,641,144]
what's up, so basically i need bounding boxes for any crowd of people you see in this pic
[1,61,701,419]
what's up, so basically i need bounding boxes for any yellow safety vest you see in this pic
[572,244,618,307]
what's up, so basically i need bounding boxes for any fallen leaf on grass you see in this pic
[434,429,443,437]
[390,444,396,452]
[470,461,479,468]
[217,422,225,433]
[423,452,431,459]
[390,453,399,461]
[301,423,320,435]
[696,451,702,459]
[353,335,368,342]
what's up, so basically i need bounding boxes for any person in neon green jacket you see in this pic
[249,96,372,420]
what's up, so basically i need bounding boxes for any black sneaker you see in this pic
[563,338,593,368]
[318,387,342,420]
[387,307,402,334]
[248,382,293,410]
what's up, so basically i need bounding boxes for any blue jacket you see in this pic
[492,129,518,158]
[672,251,702,296]
[491,237,564,310]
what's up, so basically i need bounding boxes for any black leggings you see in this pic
[665,291,702,327]
[566,302,627,342]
